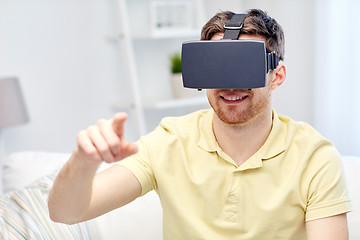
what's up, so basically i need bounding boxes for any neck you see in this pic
[213,107,273,166]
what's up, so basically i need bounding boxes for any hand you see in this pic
[76,112,138,164]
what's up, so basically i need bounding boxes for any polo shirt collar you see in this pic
[258,111,287,161]
[197,109,218,152]
[197,109,286,168]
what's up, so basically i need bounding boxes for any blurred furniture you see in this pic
[0,77,29,193]
[113,0,207,137]
[0,151,359,239]
[1,151,162,239]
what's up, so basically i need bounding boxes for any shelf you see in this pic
[105,29,200,41]
[135,29,201,40]
[111,96,209,111]
[148,96,208,109]
[114,0,206,136]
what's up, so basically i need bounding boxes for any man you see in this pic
[48,9,351,239]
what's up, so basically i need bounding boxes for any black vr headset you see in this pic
[181,14,279,89]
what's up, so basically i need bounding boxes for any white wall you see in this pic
[241,0,315,124]
[0,0,124,154]
[313,0,360,156]
[0,0,316,155]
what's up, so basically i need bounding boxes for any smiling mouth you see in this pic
[221,96,248,101]
[220,95,249,103]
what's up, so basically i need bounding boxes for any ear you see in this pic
[270,64,286,90]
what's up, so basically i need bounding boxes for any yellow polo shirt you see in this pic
[118,109,351,240]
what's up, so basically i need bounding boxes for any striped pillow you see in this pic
[0,172,91,239]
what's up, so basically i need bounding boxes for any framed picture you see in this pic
[149,1,194,36]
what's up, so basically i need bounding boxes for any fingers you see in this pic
[76,112,137,164]
[112,112,128,139]
[87,124,115,163]
[97,119,121,156]
[77,130,103,163]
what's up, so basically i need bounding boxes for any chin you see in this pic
[216,109,254,125]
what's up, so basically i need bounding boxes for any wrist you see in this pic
[69,148,102,176]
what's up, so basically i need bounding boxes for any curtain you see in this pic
[314,0,360,155]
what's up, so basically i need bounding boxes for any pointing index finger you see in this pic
[112,112,128,138]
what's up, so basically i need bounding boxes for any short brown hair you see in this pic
[201,9,285,61]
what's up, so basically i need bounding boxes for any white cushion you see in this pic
[2,151,70,193]
[89,190,163,240]
[0,172,91,239]
[342,156,360,239]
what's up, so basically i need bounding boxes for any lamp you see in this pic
[0,77,29,128]
[0,77,29,193]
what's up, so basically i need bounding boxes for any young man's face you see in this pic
[207,33,274,125]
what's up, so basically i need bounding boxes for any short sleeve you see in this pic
[116,130,160,196]
[304,142,352,221]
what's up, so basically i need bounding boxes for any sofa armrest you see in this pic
[342,156,360,239]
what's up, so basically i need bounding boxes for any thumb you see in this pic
[118,142,138,159]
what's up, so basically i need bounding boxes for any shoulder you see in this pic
[278,114,330,148]
[277,113,342,167]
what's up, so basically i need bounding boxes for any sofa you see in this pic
[0,152,162,239]
[0,151,359,239]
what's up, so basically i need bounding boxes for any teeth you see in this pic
[223,96,246,101]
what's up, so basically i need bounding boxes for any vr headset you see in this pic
[181,14,279,89]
